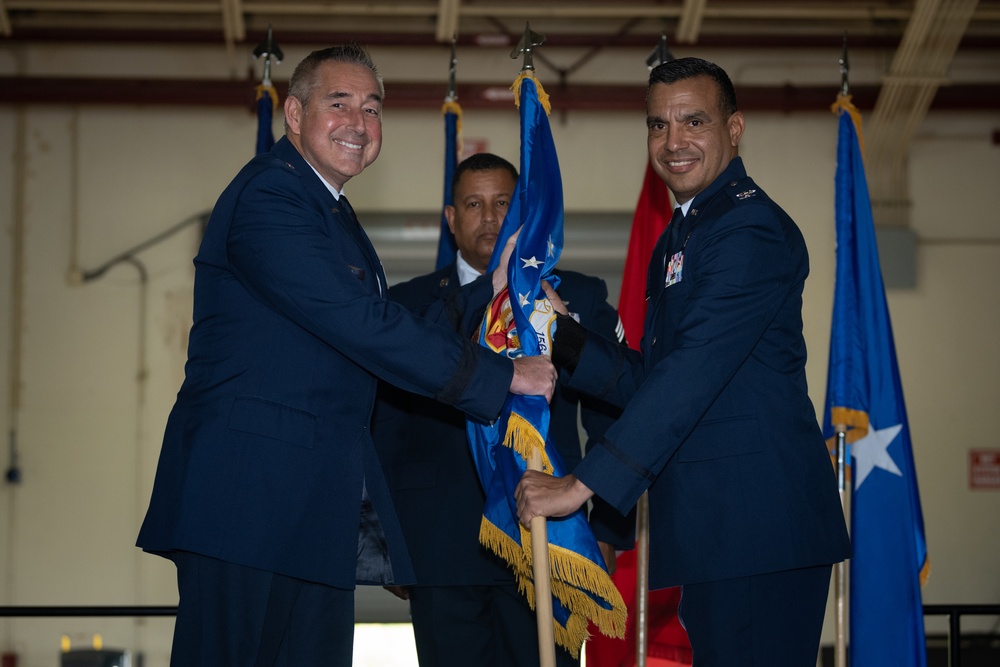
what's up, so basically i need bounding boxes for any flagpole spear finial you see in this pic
[446,35,458,102]
[252,24,283,87]
[839,33,850,96]
[511,22,545,72]
[646,33,675,70]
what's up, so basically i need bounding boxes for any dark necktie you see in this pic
[338,195,385,296]
[338,193,358,224]
[662,206,685,277]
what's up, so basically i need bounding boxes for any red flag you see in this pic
[616,163,672,350]
[585,163,691,666]
[586,550,692,667]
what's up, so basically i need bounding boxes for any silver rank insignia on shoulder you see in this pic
[735,189,758,200]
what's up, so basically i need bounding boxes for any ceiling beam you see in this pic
[0,0,10,37]
[7,26,1000,51]
[2,76,997,112]
[676,0,707,44]
[435,0,460,43]
[0,0,949,24]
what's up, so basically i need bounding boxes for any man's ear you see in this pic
[284,96,303,136]
[444,205,457,234]
[728,110,746,148]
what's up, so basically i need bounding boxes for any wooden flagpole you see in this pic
[529,449,557,667]
[514,22,555,667]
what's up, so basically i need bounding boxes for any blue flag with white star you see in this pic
[823,98,928,667]
[466,71,625,657]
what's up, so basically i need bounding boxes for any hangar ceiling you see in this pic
[2,0,998,227]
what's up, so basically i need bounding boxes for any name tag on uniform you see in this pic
[665,250,684,287]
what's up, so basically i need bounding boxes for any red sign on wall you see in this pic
[969,449,1000,490]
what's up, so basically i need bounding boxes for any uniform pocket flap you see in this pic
[228,396,317,449]
[677,415,761,462]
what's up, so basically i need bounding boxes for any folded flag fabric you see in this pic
[436,99,462,269]
[255,83,278,156]
[466,70,626,657]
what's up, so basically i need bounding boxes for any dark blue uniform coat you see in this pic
[137,137,513,591]
[569,158,851,589]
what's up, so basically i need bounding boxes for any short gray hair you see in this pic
[287,43,384,110]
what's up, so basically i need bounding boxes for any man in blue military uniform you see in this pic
[374,153,632,667]
[136,47,556,667]
[516,58,851,666]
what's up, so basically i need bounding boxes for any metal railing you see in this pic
[923,604,1000,667]
[1,603,998,666]
[0,606,176,618]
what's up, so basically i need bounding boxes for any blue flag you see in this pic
[255,83,277,156]
[467,71,625,657]
[436,100,462,269]
[823,98,929,667]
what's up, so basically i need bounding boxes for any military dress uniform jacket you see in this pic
[373,265,632,587]
[567,158,851,589]
[137,137,513,590]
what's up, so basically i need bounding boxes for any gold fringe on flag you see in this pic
[479,517,627,657]
[479,409,627,657]
[502,411,554,475]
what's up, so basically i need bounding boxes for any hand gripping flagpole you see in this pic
[832,35,850,667]
[512,23,556,667]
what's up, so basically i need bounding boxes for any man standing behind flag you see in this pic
[516,57,852,666]
[373,152,633,667]
[136,44,557,667]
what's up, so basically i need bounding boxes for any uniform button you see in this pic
[730,180,737,186]
[652,336,658,346]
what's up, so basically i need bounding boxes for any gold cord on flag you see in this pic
[830,94,865,157]
[255,83,279,111]
[441,99,464,142]
[511,70,552,115]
